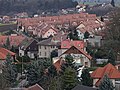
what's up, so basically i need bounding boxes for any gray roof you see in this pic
[72,85,97,90]
[19,38,38,49]
[37,38,59,46]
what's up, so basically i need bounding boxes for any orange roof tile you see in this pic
[91,63,120,79]
[61,39,84,49]
[53,59,65,71]
[0,36,25,47]
[27,84,44,90]
[0,47,15,60]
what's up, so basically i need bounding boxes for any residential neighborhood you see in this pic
[0,0,120,90]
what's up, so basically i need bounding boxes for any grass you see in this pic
[0,22,16,26]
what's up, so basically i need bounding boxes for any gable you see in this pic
[26,40,38,51]
[61,46,92,60]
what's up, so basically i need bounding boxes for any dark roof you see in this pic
[37,37,59,46]
[72,85,97,90]
[19,38,38,49]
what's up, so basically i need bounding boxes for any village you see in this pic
[0,0,120,90]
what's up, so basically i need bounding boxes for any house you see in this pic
[72,85,97,90]
[25,84,44,90]
[19,38,38,59]
[76,20,104,40]
[38,38,59,58]
[60,46,92,67]
[35,24,58,38]
[0,47,16,65]
[91,63,120,87]
[58,39,85,56]
[0,35,25,47]
[17,12,100,35]
[86,36,102,47]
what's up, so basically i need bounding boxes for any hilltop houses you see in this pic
[91,63,120,88]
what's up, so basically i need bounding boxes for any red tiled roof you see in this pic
[0,47,15,60]
[53,59,65,71]
[17,13,99,28]
[60,46,92,60]
[61,39,84,49]
[91,63,120,79]
[27,84,44,90]
[0,36,25,47]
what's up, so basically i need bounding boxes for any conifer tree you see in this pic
[81,68,93,87]
[99,74,114,90]
[111,0,115,7]
[107,49,115,65]
[61,66,78,90]
[3,54,17,87]
[5,37,10,49]
[84,31,90,39]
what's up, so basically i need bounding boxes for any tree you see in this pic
[48,65,57,78]
[3,54,17,87]
[81,68,93,87]
[65,54,74,66]
[26,63,40,86]
[67,26,79,40]
[100,16,104,22]
[61,66,78,90]
[5,37,10,49]
[51,50,58,59]
[26,59,51,86]
[10,45,15,53]
[73,29,79,40]
[107,49,116,65]
[111,0,115,7]
[103,9,120,63]
[99,74,114,90]
[84,31,90,39]
[48,76,62,90]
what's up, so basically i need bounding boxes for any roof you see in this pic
[27,84,44,90]
[18,13,98,28]
[61,39,84,49]
[19,38,38,50]
[91,63,120,79]
[0,47,16,60]
[0,35,25,47]
[52,31,68,42]
[37,38,59,46]
[72,85,97,90]
[60,46,92,60]
[53,59,65,71]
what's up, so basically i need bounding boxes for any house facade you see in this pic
[19,38,38,59]
[91,63,120,88]
[59,46,92,67]
[38,38,58,58]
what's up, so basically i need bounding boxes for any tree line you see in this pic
[0,0,78,15]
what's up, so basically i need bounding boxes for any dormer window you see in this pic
[63,44,66,47]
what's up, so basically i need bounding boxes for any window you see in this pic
[20,53,22,56]
[45,52,47,56]
[39,46,41,49]
[53,46,55,48]
[85,62,88,66]
[63,44,66,47]
[44,46,46,49]
[40,52,41,56]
